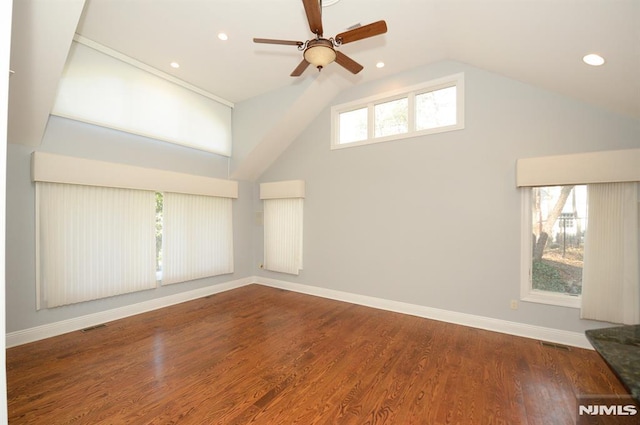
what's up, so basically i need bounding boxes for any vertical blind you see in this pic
[32,153,239,308]
[162,192,234,285]
[581,182,639,324]
[36,182,157,309]
[260,180,305,276]
[263,198,304,275]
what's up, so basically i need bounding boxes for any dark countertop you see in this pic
[586,325,640,401]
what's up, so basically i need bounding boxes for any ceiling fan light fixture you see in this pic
[303,39,336,69]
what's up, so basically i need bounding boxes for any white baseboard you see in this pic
[6,277,253,348]
[255,277,592,350]
[7,276,591,350]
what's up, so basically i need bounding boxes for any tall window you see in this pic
[530,186,587,294]
[263,198,304,275]
[260,180,305,276]
[517,149,640,313]
[331,73,464,149]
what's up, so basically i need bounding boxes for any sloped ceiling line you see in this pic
[8,0,86,147]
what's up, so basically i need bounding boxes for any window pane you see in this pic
[339,107,368,144]
[374,98,408,138]
[416,86,457,131]
[531,185,588,295]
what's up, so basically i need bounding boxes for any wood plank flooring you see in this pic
[7,284,632,424]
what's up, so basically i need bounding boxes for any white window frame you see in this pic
[331,73,465,149]
[520,188,581,309]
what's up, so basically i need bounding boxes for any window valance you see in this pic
[260,180,305,199]
[516,148,640,187]
[32,152,238,198]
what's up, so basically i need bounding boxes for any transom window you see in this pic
[331,73,464,149]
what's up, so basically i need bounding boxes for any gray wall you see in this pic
[254,60,640,334]
[6,59,640,335]
[6,116,254,333]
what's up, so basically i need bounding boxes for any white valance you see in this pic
[260,180,305,199]
[32,152,238,198]
[516,148,640,187]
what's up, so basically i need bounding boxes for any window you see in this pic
[339,107,367,144]
[415,86,457,131]
[33,152,238,308]
[260,180,305,276]
[52,37,233,156]
[36,182,158,309]
[263,198,304,275]
[517,149,640,311]
[374,97,408,137]
[161,192,234,285]
[36,186,235,308]
[521,185,587,308]
[331,73,464,149]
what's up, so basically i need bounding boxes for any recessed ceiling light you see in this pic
[218,33,229,41]
[170,62,180,69]
[376,62,385,68]
[583,53,605,66]
[322,0,341,6]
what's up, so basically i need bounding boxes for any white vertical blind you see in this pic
[36,182,157,309]
[162,193,233,285]
[263,198,304,275]
[581,182,639,324]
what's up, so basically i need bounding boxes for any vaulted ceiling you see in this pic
[9,0,640,157]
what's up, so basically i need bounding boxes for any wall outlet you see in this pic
[510,299,519,310]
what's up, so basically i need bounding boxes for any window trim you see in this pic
[330,73,465,150]
[520,188,581,309]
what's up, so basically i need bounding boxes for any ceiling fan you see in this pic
[253,0,388,77]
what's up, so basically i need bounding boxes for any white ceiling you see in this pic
[71,0,640,119]
[8,0,640,156]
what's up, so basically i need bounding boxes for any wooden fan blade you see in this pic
[253,38,304,47]
[335,20,387,45]
[302,0,323,36]
[291,59,311,77]
[335,51,363,74]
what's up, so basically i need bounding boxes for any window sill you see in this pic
[521,291,581,309]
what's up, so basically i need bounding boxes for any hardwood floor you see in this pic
[7,284,631,424]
